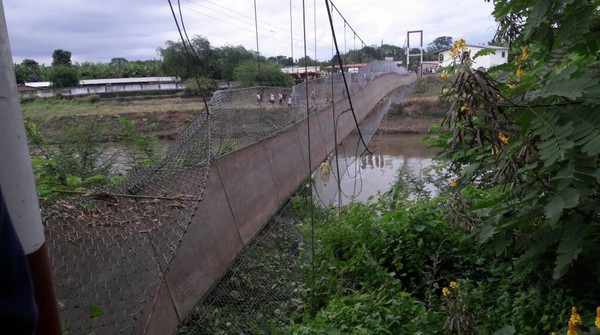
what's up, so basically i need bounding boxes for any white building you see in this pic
[438,45,509,70]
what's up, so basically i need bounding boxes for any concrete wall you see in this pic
[134,72,417,334]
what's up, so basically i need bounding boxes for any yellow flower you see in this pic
[449,179,457,188]
[491,146,499,155]
[442,287,450,297]
[595,306,600,328]
[514,55,519,64]
[551,332,557,335]
[442,87,449,95]
[498,132,509,144]
[522,46,529,60]
[516,65,524,80]
[449,281,459,289]
[570,306,582,327]
[460,104,470,113]
[440,72,449,79]
[450,39,467,58]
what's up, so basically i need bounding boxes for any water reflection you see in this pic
[313,133,438,206]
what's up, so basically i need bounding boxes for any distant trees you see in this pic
[214,45,256,80]
[234,60,292,87]
[14,59,43,84]
[426,36,453,53]
[52,49,73,66]
[49,49,79,87]
[48,65,80,88]
[77,59,163,79]
[158,36,260,81]
[297,56,321,67]
[424,36,453,61]
[157,35,219,80]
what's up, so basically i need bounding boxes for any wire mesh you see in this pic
[42,61,411,334]
[175,204,306,335]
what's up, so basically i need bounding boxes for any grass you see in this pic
[20,96,206,119]
[410,74,448,97]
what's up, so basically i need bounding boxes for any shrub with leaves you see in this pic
[433,0,600,305]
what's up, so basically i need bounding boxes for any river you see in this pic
[313,132,439,206]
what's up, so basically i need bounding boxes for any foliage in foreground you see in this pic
[292,168,598,334]
[293,1,600,334]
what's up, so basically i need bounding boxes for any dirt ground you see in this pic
[24,93,448,142]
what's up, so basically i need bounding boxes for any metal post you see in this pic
[406,30,424,75]
[0,2,61,333]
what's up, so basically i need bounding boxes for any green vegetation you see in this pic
[26,115,158,198]
[234,60,293,88]
[289,0,600,334]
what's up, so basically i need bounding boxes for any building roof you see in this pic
[79,77,179,85]
[24,76,180,88]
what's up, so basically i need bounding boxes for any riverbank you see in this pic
[22,77,448,142]
[378,95,448,134]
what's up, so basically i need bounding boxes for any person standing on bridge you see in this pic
[256,92,262,107]
[269,93,275,107]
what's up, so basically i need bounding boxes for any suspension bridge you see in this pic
[39,62,417,334]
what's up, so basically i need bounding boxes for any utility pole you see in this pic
[0,1,61,333]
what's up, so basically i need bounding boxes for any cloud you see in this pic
[4,0,498,65]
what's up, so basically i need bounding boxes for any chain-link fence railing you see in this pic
[43,61,410,334]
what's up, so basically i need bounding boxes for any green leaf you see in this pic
[560,187,579,209]
[527,76,598,100]
[87,304,103,319]
[553,222,584,279]
[477,224,497,243]
[66,175,82,186]
[473,48,498,60]
[544,195,563,225]
[493,325,516,335]
[581,134,600,155]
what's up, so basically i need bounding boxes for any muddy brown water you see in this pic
[313,132,439,205]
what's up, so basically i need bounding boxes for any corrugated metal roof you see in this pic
[24,77,180,88]
[79,77,180,85]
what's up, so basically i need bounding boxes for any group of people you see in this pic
[256,92,293,107]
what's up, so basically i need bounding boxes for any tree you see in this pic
[425,36,453,61]
[426,36,453,53]
[48,65,79,87]
[436,0,600,292]
[52,49,72,66]
[268,55,294,67]
[158,35,218,80]
[380,44,405,61]
[215,45,255,80]
[14,59,42,84]
[233,59,292,87]
[297,56,321,67]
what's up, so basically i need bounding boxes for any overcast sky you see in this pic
[3,0,498,65]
